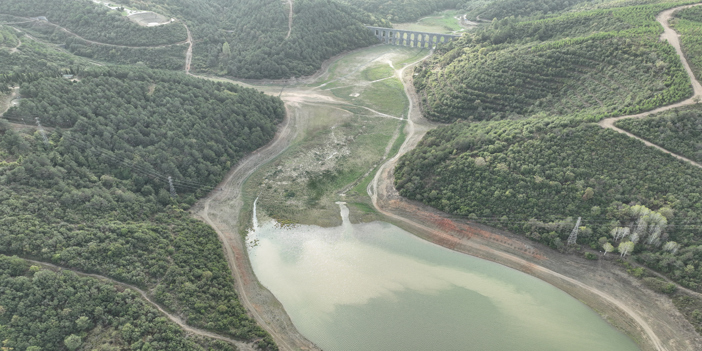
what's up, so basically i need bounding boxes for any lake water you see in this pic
[247,203,640,351]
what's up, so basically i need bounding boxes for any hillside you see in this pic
[0,32,283,349]
[414,1,695,123]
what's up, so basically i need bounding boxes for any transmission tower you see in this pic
[35,117,49,146]
[168,176,177,197]
[567,217,581,245]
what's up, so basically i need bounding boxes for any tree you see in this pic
[618,241,635,257]
[582,187,594,200]
[222,42,231,57]
[64,335,81,351]
[602,242,614,255]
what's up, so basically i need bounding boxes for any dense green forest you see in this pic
[672,6,702,80]
[415,2,695,123]
[0,255,240,351]
[395,118,702,290]
[0,63,282,349]
[615,106,702,163]
[341,0,463,22]
[0,0,187,46]
[126,0,386,79]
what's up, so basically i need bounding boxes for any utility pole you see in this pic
[567,217,581,245]
[35,117,49,146]
[168,176,177,198]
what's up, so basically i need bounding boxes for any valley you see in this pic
[2,0,702,350]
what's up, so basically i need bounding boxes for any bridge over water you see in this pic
[366,26,461,48]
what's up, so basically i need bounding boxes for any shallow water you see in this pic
[247,203,640,351]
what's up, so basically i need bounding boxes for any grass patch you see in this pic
[361,63,395,81]
[349,202,376,213]
[357,77,408,116]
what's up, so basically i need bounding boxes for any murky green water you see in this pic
[247,204,640,351]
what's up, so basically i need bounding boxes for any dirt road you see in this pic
[23,259,256,350]
[184,22,193,74]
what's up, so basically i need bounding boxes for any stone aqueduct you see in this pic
[366,26,461,48]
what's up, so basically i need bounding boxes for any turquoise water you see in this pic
[247,204,640,351]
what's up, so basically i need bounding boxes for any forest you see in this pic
[395,118,702,291]
[0,56,281,349]
[616,105,702,163]
[414,1,696,123]
[0,255,239,351]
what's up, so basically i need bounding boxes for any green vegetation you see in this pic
[616,106,702,163]
[0,0,187,46]
[0,65,282,348]
[341,0,463,22]
[0,255,238,351]
[415,2,695,123]
[395,118,702,290]
[672,6,702,80]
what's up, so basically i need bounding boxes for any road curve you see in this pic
[22,259,256,351]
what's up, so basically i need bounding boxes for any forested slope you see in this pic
[0,255,237,351]
[135,0,386,79]
[0,60,282,349]
[415,1,695,123]
[395,117,702,290]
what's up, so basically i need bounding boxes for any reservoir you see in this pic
[247,203,640,351]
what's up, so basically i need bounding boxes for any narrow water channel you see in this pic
[247,202,640,351]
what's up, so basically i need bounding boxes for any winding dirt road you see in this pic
[598,4,702,169]
[22,259,256,351]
